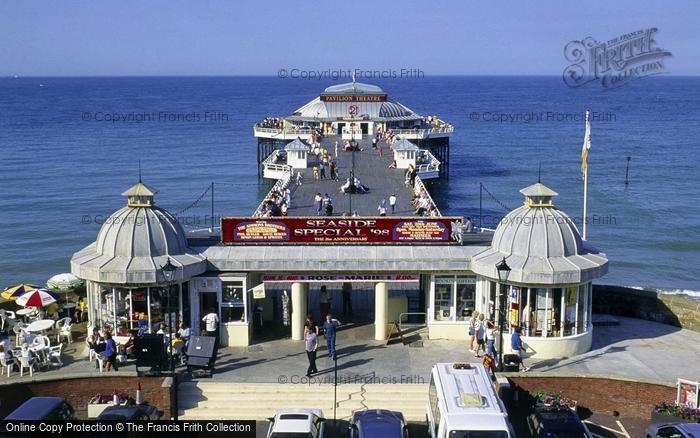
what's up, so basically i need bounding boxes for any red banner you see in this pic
[320,95,387,102]
[220,217,462,245]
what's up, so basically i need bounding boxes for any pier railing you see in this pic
[413,176,442,217]
[253,170,293,217]
[261,149,292,175]
[390,125,454,138]
[253,125,314,139]
[415,150,440,177]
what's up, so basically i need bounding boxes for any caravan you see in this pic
[427,363,514,437]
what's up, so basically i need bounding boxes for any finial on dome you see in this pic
[520,182,558,207]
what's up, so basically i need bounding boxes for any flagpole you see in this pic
[583,164,588,240]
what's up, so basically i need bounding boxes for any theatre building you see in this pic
[71,82,608,359]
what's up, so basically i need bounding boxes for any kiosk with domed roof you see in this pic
[71,179,206,335]
[470,182,608,359]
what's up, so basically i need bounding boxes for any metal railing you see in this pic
[262,150,292,174]
[389,125,454,138]
[398,312,427,331]
[413,176,442,217]
[253,170,293,217]
[415,150,440,174]
[253,125,313,137]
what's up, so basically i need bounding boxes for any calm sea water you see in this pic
[1,76,699,296]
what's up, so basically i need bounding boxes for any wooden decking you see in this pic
[286,136,416,216]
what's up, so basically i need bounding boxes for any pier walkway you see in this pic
[285,136,417,217]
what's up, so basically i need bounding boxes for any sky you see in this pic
[1,0,698,76]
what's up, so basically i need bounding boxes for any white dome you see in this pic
[492,205,582,258]
[71,182,206,285]
[471,183,608,285]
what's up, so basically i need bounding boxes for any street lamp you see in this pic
[495,257,511,372]
[161,258,178,373]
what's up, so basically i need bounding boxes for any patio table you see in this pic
[26,319,56,333]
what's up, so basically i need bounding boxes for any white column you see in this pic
[374,282,389,340]
[291,282,308,341]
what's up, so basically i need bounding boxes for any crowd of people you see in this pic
[256,117,284,130]
[467,311,529,373]
[258,185,292,217]
[412,187,439,217]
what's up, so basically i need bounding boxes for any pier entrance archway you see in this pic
[255,274,424,342]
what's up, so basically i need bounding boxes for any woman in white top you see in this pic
[474,313,486,358]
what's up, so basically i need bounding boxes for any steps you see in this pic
[178,381,428,421]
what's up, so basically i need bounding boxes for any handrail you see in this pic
[398,312,427,331]
[389,126,454,138]
[413,176,441,217]
[253,170,292,217]
[262,150,292,174]
[253,126,314,137]
[415,150,440,173]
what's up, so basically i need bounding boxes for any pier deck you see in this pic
[285,136,416,216]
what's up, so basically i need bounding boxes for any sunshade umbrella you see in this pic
[1,283,40,300]
[46,273,84,292]
[16,288,60,308]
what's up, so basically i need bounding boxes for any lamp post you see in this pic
[495,257,511,372]
[161,257,178,420]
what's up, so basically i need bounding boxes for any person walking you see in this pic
[330,161,338,181]
[511,326,530,372]
[334,140,339,158]
[474,313,486,358]
[322,314,341,360]
[314,193,322,216]
[341,282,353,316]
[378,199,387,216]
[389,194,397,214]
[296,171,303,186]
[320,161,326,179]
[304,326,319,377]
[468,311,479,352]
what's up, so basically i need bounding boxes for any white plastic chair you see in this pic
[57,323,73,344]
[1,355,17,377]
[48,344,63,366]
[12,324,25,345]
[18,355,36,377]
[85,339,96,362]
[95,352,106,373]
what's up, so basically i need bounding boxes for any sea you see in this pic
[1,76,699,299]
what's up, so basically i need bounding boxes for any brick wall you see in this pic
[0,376,171,420]
[508,375,676,420]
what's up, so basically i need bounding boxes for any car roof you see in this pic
[272,408,323,434]
[352,409,404,436]
[4,397,68,420]
[534,409,586,432]
[97,406,146,420]
[678,423,700,433]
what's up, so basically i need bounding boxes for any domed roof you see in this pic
[471,183,608,285]
[71,181,206,284]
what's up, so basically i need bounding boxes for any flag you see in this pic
[581,109,591,177]
[251,283,266,299]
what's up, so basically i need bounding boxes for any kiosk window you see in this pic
[221,280,245,323]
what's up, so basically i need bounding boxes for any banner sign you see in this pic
[221,217,463,245]
[677,379,699,409]
[262,274,419,283]
[320,94,387,102]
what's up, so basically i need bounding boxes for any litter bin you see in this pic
[503,354,520,372]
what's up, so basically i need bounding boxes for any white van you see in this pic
[427,362,514,438]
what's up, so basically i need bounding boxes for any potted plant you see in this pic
[652,401,700,424]
[534,391,578,411]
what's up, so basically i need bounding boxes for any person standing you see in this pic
[389,194,397,214]
[510,326,529,372]
[304,326,319,376]
[474,313,486,358]
[485,320,497,360]
[468,311,479,353]
[296,171,303,186]
[341,282,353,316]
[103,333,118,371]
[322,314,341,360]
[202,308,219,347]
[378,199,387,216]
[465,216,474,233]
[319,286,331,320]
[314,193,322,216]
[330,161,338,181]
[334,140,339,158]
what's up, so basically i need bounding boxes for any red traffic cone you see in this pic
[136,382,144,405]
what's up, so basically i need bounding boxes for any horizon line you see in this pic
[3,74,699,79]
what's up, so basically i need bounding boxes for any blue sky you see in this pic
[1,0,697,76]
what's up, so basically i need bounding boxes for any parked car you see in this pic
[267,408,326,438]
[4,397,75,421]
[526,405,590,438]
[96,404,161,421]
[349,409,408,438]
[646,422,700,438]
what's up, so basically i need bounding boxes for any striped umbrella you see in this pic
[1,283,40,300]
[16,288,60,308]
